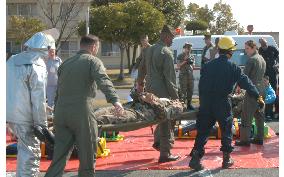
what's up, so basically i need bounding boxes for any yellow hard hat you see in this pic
[218,36,237,50]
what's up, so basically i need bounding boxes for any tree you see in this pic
[90,0,183,74]
[186,3,214,27]
[79,0,165,79]
[7,16,46,50]
[186,1,244,35]
[123,0,165,73]
[186,20,208,35]
[79,3,131,80]
[38,0,83,49]
[210,0,244,34]
[92,0,185,28]
[92,0,128,6]
[147,0,185,28]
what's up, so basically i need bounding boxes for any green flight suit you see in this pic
[133,45,152,70]
[45,50,119,177]
[137,40,179,157]
[177,53,194,106]
[240,51,266,142]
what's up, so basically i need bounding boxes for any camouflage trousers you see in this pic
[179,72,194,106]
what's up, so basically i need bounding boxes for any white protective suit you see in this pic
[6,29,58,177]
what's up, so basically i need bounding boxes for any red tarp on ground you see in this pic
[6,127,279,171]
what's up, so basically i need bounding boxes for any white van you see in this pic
[171,34,279,95]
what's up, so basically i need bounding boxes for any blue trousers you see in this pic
[46,86,57,107]
[193,96,234,156]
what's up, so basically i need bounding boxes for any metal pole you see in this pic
[86,6,89,35]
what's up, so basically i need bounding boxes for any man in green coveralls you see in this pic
[45,35,124,177]
[137,25,180,163]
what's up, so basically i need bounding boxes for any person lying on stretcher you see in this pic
[34,89,198,144]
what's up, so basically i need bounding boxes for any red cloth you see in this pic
[6,127,278,171]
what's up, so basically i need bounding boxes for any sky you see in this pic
[184,0,281,32]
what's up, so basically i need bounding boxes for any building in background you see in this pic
[6,0,138,68]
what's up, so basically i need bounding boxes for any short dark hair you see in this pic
[80,35,99,46]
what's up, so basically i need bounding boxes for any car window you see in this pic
[230,50,248,66]
[191,50,203,67]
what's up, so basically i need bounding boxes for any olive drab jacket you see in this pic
[243,51,266,97]
[137,40,179,99]
[55,50,119,110]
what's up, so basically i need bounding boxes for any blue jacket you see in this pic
[265,84,276,104]
[199,55,259,99]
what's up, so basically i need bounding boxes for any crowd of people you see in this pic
[6,24,279,176]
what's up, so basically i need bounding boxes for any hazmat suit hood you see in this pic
[12,28,59,66]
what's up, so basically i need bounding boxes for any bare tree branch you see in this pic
[38,0,83,49]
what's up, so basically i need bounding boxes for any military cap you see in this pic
[183,42,192,48]
[203,34,211,40]
[161,25,175,36]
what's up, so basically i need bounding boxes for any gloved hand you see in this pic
[257,96,265,109]
[34,125,55,144]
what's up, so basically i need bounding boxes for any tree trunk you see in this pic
[131,44,138,72]
[126,44,131,74]
[118,46,125,80]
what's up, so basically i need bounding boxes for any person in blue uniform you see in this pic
[188,36,265,171]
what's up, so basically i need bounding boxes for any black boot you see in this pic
[222,152,234,168]
[250,138,263,145]
[235,140,250,146]
[152,142,160,151]
[188,150,204,171]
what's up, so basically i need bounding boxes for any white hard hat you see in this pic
[48,43,56,50]
[24,32,55,50]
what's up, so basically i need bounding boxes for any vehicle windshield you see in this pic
[190,49,248,68]
[230,50,248,66]
[174,49,249,68]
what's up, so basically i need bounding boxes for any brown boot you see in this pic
[222,152,234,169]
[158,154,180,163]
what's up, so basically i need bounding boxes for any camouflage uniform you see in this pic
[177,53,194,107]
[45,50,119,177]
[95,91,184,132]
[137,39,179,158]
[231,89,246,118]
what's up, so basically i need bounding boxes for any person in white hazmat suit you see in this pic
[6,28,59,177]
